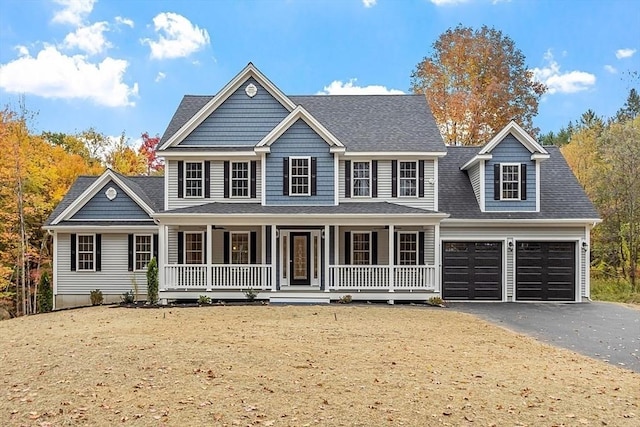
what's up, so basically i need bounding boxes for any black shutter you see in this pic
[128,234,134,271]
[391,160,398,198]
[418,160,425,198]
[372,232,378,265]
[393,232,398,265]
[95,234,102,271]
[250,231,257,264]
[345,160,351,198]
[311,157,317,196]
[344,232,351,264]
[177,161,184,199]
[372,160,378,198]
[223,161,230,198]
[204,161,211,198]
[203,232,207,264]
[418,232,425,265]
[153,234,159,261]
[283,157,289,196]
[521,163,527,200]
[494,164,501,200]
[223,232,230,264]
[177,232,184,264]
[70,234,76,271]
[250,161,257,198]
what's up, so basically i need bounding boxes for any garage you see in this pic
[442,242,502,300]
[516,242,576,301]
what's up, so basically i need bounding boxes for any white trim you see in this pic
[333,155,339,205]
[442,218,601,226]
[158,224,166,291]
[499,163,521,201]
[76,233,96,272]
[161,151,258,158]
[434,224,440,292]
[261,153,267,206]
[324,225,330,292]
[261,225,266,265]
[159,63,296,150]
[65,218,155,222]
[584,225,591,300]
[133,234,154,272]
[164,163,169,211]
[270,226,277,292]
[479,121,548,156]
[351,160,372,198]
[344,151,447,158]
[479,161,486,212]
[460,154,492,171]
[45,225,159,232]
[388,225,395,291]
[433,157,439,212]
[531,153,550,161]
[183,161,205,199]
[289,156,311,196]
[535,160,541,212]
[52,231,58,310]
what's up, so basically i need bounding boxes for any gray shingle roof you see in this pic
[439,146,600,220]
[160,95,210,146]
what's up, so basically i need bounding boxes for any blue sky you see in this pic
[0,0,638,146]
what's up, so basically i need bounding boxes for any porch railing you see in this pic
[329,265,437,291]
[163,264,272,290]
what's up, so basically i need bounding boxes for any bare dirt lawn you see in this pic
[1,305,638,426]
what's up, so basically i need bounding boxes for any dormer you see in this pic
[460,121,549,213]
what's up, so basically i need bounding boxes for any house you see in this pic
[44,63,600,308]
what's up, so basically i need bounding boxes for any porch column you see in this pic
[261,225,266,264]
[324,224,330,292]
[206,225,212,291]
[434,224,441,293]
[388,224,395,292]
[271,226,277,292]
[159,224,167,291]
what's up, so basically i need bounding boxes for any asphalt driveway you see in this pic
[449,301,640,373]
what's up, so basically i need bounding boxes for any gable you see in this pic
[70,181,152,220]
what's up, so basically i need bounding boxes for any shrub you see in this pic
[90,289,104,306]
[244,288,258,301]
[146,257,159,305]
[338,294,352,304]
[427,296,446,307]
[121,291,135,304]
[590,277,639,303]
[38,271,53,312]
[198,295,211,305]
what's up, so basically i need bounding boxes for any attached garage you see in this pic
[442,242,502,300]
[516,242,576,301]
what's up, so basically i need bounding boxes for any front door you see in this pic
[290,232,311,285]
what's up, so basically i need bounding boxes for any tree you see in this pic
[616,88,640,122]
[139,132,164,175]
[411,25,546,146]
[106,132,146,175]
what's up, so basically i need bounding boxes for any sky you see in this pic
[0,0,638,147]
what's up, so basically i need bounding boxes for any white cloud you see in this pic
[52,0,96,26]
[15,45,29,57]
[430,0,469,5]
[62,21,111,55]
[362,0,377,7]
[142,13,210,60]
[155,71,166,82]
[115,16,134,28]
[317,79,404,95]
[0,45,138,107]
[531,50,595,94]
[604,64,617,74]
[615,48,636,59]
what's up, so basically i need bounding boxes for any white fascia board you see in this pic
[343,151,447,159]
[254,146,270,154]
[479,121,549,156]
[329,146,346,154]
[531,153,550,161]
[441,218,602,226]
[460,154,492,171]
[159,63,297,150]
[256,106,345,148]
[44,225,159,233]
[161,151,258,158]
[51,169,155,225]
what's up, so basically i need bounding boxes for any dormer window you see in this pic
[494,163,527,201]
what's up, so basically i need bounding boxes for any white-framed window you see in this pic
[231,161,250,198]
[77,234,95,271]
[231,232,250,264]
[184,232,204,264]
[135,234,152,271]
[352,161,371,197]
[185,162,203,198]
[501,163,520,200]
[290,157,310,196]
[399,161,417,197]
[398,232,418,266]
[352,232,371,265]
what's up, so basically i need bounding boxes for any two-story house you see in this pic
[44,63,600,308]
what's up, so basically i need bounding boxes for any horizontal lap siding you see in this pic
[72,181,151,220]
[166,226,262,264]
[57,233,148,295]
[469,163,481,206]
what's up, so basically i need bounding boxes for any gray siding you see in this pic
[468,163,481,206]
[71,181,151,220]
[265,119,335,205]
[180,78,289,146]
[485,135,537,212]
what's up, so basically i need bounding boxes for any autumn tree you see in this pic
[106,132,146,175]
[139,132,164,175]
[411,25,546,145]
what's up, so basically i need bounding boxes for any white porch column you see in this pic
[334,226,340,267]
[434,224,441,293]
[271,226,277,292]
[261,225,266,265]
[206,225,212,291]
[324,225,330,292]
[388,224,395,292]
[158,224,167,291]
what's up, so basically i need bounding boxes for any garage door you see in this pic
[516,242,576,301]
[442,242,502,300]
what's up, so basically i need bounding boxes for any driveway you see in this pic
[449,301,640,373]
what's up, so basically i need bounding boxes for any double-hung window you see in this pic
[185,162,203,198]
[77,234,95,271]
[290,157,310,196]
[352,161,370,197]
[352,232,371,265]
[231,232,250,264]
[184,232,204,264]
[399,161,417,197]
[501,164,520,200]
[231,162,249,197]
[135,235,152,271]
[398,233,418,266]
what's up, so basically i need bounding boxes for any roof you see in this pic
[439,146,600,220]
[160,94,446,153]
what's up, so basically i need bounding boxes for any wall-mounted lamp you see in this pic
[582,241,589,251]
[321,229,325,239]
[275,229,280,238]
[427,178,436,185]
[507,240,514,251]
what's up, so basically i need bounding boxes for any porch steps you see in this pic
[269,294,331,305]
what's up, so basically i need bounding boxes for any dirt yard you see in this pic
[1,305,638,426]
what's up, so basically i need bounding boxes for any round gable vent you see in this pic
[245,83,257,98]
[105,187,117,200]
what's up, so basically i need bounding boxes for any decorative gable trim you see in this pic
[255,105,345,152]
[159,63,297,150]
[51,169,155,225]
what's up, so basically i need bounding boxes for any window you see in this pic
[231,162,249,197]
[290,157,310,196]
[135,235,152,271]
[231,232,249,264]
[77,234,95,271]
[398,233,418,265]
[352,161,370,197]
[501,164,520,200]
[352,232,371,265]
[185,162,203,198]
[399,161,417,197]
[185,232,204,264]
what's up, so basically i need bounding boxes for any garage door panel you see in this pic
[443,242,502,300]
[516,242,575,301]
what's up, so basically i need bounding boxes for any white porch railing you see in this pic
[163,264,272,290]
[393,266,437,290]
[329,265,437,291]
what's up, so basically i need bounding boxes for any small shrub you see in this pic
[591,277,639,303]
[198,295,211,305]
[90,289,104,306]
[427,296,446,307]
[338,294,352,304]
[121,291,135,304]
[244,288,258,301]
[146,257,159,305]
[38,271,53,312]
[131,276,139,302]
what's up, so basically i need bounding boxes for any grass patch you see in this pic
[591,277,640,304]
